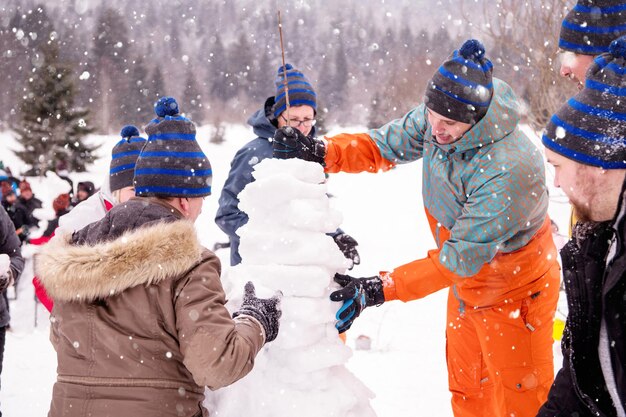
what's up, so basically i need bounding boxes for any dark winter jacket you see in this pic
[18,194,42,227]
[537,181,626,417]
[36,197,265,417]
[0,205,24,327]
[42,208,70,238]
[2,199,29,241]
[215,97,319,266]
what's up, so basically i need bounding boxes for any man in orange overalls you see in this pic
[273,39,560,417]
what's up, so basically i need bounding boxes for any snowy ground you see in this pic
[0,124,569,416]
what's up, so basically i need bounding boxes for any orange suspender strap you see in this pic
[324,133,395,173]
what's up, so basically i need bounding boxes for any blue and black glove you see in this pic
[233,282,283,343]
[272,126,326,166]
[329,273,385,333]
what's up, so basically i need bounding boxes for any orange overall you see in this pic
[326,133,560,417]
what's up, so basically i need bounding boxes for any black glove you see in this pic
[329,273,385,333]
[272,126,326,166]
[233,281,282,342]
[332,233,361,269]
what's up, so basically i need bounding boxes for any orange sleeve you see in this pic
[324,133,395,173]
[383,249,460,302]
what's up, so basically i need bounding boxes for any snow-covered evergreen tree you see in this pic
[14,41,97,176]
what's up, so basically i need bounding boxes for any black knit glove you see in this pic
[329,273,385,333]
[233,282,282,343]
[332,233,361,269]
[272,126,326,166]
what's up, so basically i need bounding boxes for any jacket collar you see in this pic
[36,216,202,303]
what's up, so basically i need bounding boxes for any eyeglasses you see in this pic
[280,115,316,128]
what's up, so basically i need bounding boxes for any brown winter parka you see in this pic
[36,198,265,417]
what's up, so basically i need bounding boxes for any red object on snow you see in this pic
[33,276,54,312]
[31,195,115,312]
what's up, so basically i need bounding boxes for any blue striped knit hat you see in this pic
[134,97,212,197]
[560,0,626,55]
[543,36,626,168]
[272,63,317,120]
[109,125,147,192]
[424,39,494,124]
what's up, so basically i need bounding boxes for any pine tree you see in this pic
[149,66,167,99]
[14,42,97,176]
[367,92,387,129]
[181,64,205,124]
[208,34,233,102]
[0,5,56,122]
[229,32,254,98]
[126,55,153,126]
[332,42,349,109]
[91,7,130,132]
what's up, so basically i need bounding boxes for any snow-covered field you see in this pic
[0,124,569,416]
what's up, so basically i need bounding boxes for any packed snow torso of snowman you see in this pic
[209,158,376,417]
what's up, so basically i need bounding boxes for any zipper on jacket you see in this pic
[452,284,465,315]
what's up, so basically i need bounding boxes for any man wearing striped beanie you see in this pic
[110,125,147,203]
[559,0,626,89]
[278,39,560,417]
[539,35,626,417]
[217,64,360,268]
[36,96,282,417]
[134,97,213,200]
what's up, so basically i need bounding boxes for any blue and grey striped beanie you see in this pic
[134,97,212,197]
[559,0,626,55]
[424,39,493,124]
[272,63,317,119]
[109,125,147,192]
[543,36,626,168]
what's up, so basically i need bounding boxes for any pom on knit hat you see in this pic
[272,63,317,120]
[559,0,626,55]
[109,125,147,192]
[134,97,213,198]
[542,35,626,168]
[424,39,494,124]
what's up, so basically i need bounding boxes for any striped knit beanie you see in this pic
[424,39,494,124]
[543,36,626,169]
[109,125,147,192]
[134,97,213,197]
[272,63,317,120]
[560,0,626,55]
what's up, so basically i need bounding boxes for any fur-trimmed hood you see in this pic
[36,220,202,303]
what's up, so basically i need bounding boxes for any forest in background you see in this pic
[0,0,577,169]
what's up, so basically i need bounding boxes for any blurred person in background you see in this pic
[0,204,24,416]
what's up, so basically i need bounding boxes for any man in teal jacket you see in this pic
[274,39,560,417]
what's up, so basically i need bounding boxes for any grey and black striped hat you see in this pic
[109,125,147,192]
[560,0,626,55]
[134,97,212,198]
[424,39,494,124]
[543,36,626,168]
